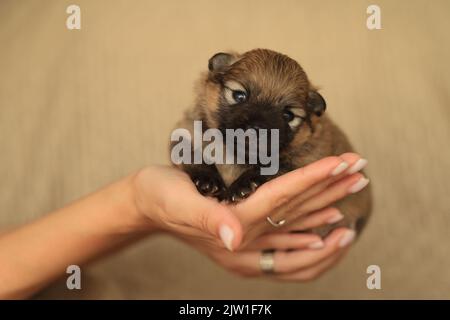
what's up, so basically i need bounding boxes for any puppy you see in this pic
[171,49,372,235]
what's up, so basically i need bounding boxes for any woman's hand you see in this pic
[131,153,369,253]
[181,211,353,281]
[232,153,368,247]
[0,154,368,299]
[139,153,369,281]
[132,165,244,250]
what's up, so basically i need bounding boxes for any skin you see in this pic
[0,153,368,299]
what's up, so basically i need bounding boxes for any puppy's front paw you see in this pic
[193,173,226,198]
[226,173,266,203]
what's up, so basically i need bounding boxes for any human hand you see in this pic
[231,153,369,247]
[131,153,368,254]
[181,212,353,281]
[179,151,369,280]
[132,165,244,249]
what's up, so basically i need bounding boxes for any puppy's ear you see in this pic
[306,91,326,116]
[208,52,239,72]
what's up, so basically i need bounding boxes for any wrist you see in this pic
[107,172,157,235]
[129,166,170,231]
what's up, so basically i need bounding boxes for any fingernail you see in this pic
[339,230,356,248]
[308,240,325,249]
[348,177,370,193]
[331,162,349,176]
[219,224,234,251]
[327,212,344,224]
[347,158,368,175]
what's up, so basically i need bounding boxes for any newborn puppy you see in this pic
[172,49,372,235]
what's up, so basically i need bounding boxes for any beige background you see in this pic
[1,0,449,299]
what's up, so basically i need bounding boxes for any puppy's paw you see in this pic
[192,173,226,198]
[226,173,266,203]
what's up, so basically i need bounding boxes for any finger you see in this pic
[268,173,367,227]
[275,247,350,281]
[235,156,348,225]
[278,207,344,232]
[295,153,366,202]
[281,153,366,213]
[273,228,355,273]
[243,232,324,251]
[208,249,262,277]
[207,229,353,278]
[294,173,369,215]
[237,153,366,235]
[339,153,368,175]
[185,196,243,251]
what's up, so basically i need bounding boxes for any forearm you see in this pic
[0,174,155,299]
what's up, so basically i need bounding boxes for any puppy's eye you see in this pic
[224,88,247,105]
[283,108,304,129]
[232,90,247,103]
[224,80,247,105]
[283,110,295,122]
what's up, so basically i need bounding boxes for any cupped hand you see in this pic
[131,153,368,253]
[182,211,353,281]
[132,165,244,250]
[232,153,369,247]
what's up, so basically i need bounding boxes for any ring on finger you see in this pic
[266,216,286,228]
[260,249,276,274]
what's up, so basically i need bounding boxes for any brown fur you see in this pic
[171,49,372,236]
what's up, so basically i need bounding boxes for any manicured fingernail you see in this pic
[308,241,325,249]
[347,158,368,175]
[339,230,356,248]
[219,224,234,251]
[331,162,349,176]
[327,212,344,224]
[348,177,370,194]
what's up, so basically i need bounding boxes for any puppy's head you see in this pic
[197,49,326,151]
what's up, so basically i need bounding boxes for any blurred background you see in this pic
[0,0,449,299]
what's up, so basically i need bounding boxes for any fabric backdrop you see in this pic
[0,0,449,299]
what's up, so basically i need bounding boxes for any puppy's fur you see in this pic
[172,49,372,235]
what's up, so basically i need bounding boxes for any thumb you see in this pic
[189,198,243,251]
